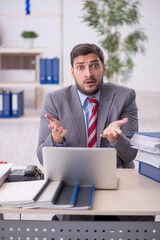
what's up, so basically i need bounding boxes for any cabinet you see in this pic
[0,0,63,118]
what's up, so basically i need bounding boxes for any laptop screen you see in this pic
[43,147,117,189]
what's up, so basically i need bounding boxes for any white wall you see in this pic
[63,0,160,92]
[0,0,160,91]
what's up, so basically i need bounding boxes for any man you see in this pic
[37,43,155,221]
[37,43,138,166]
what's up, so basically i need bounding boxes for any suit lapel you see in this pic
[67,86,87,146]
[97,83,116,147]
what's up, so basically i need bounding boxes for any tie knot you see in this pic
[87,97,98,106]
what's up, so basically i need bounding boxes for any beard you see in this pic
[74,76,103,96]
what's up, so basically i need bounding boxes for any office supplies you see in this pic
[0,180,48,207]
[23,180,62,208]
[7,165,44,182]
[52,58,59,84]
[43,147,117,189]
[131,132,160,154]
[72,185,94,209]
[138,161,160,183]
[46,58,53,84]
[11,90,24,118]
[23,181,79,209]
[136,150,160,168]
[2,90,11,118]
[52,182,78,208]
[40,58,46,84]
[0,88,3,118]
[0,163,13,186]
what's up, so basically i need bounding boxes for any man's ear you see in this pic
[103,64,106,76]
[71,67,75,79]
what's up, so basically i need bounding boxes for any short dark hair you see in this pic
[70,43,104,67]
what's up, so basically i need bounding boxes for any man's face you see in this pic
[71,53,106,96]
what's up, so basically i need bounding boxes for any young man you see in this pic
[37,43,155,221]
[37,43,138,166]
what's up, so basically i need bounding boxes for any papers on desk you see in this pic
[0,180,48,207]
[0,179,94,209]
[0,163,13,186]
[131,132,160,183]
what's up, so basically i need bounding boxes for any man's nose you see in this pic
[84,66,93,78]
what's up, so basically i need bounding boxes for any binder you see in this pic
[46,59,53,84]
[131,132,160,154]
[73,185,94,209]
[139,161,160,183]
[136,150,160,168]
[0,89,3,118]
[53,182,79,208]
[0,180,49,207]
[52,58,59,84]
[40,58,46,84]
[3,90,11,118]
[11,91,24,118]
[24,181,79,209]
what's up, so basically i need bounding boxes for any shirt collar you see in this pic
[77,90,100,107]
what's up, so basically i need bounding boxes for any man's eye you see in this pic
[92,64,99,68]
[77,65,84,70]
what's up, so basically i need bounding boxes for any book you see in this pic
[0,163,13,186]
[24,181,79,209]
[0,180,48,207]
[136,150,160,168]
[40,58,46,84]
[24,180,63,208]
[52,58,59,84]
[131,132,160,154]
[2,90,11,118]
[46,59,53,84]
[72,185,94,210]
[0,89,3,118]
[11,90,24,118]
[139,161,160,183]
[52,182,78,208]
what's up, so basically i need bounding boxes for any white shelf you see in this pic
[0,14,61,18]
[0,109,41,122]
[0,47,61,54]
[0,0,63,110]
[0,82,61,89]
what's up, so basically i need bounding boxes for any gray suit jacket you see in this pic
[37,83,138,167]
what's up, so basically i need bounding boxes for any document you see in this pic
[0,180,48,207]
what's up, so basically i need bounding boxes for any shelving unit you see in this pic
[0,0,63,117]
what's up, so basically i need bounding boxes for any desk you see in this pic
[0,169,160,239]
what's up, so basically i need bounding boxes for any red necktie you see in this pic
[87,98,98,148]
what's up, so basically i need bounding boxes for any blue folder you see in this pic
[3,91,11,118]
[0,89,3,118]
[40,58,46,84]
[139,161,160,183]
[11,91,24,118]
[52,58,59,84]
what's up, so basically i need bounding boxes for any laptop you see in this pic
[43,147,118,189]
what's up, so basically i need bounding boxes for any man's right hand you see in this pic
[45,114,67,144]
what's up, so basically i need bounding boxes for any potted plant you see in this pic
[82,0,147,83]
[21,31,38,49]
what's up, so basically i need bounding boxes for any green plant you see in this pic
[21,31,38,39]
[82,0,148,83]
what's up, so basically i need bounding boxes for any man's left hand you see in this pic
[100,118,128,144]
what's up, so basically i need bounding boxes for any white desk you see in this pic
[0,169,160,239]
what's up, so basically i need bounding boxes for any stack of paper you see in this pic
[0,179,94,209]
[0,180,48,207]
[131,132,160,183]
